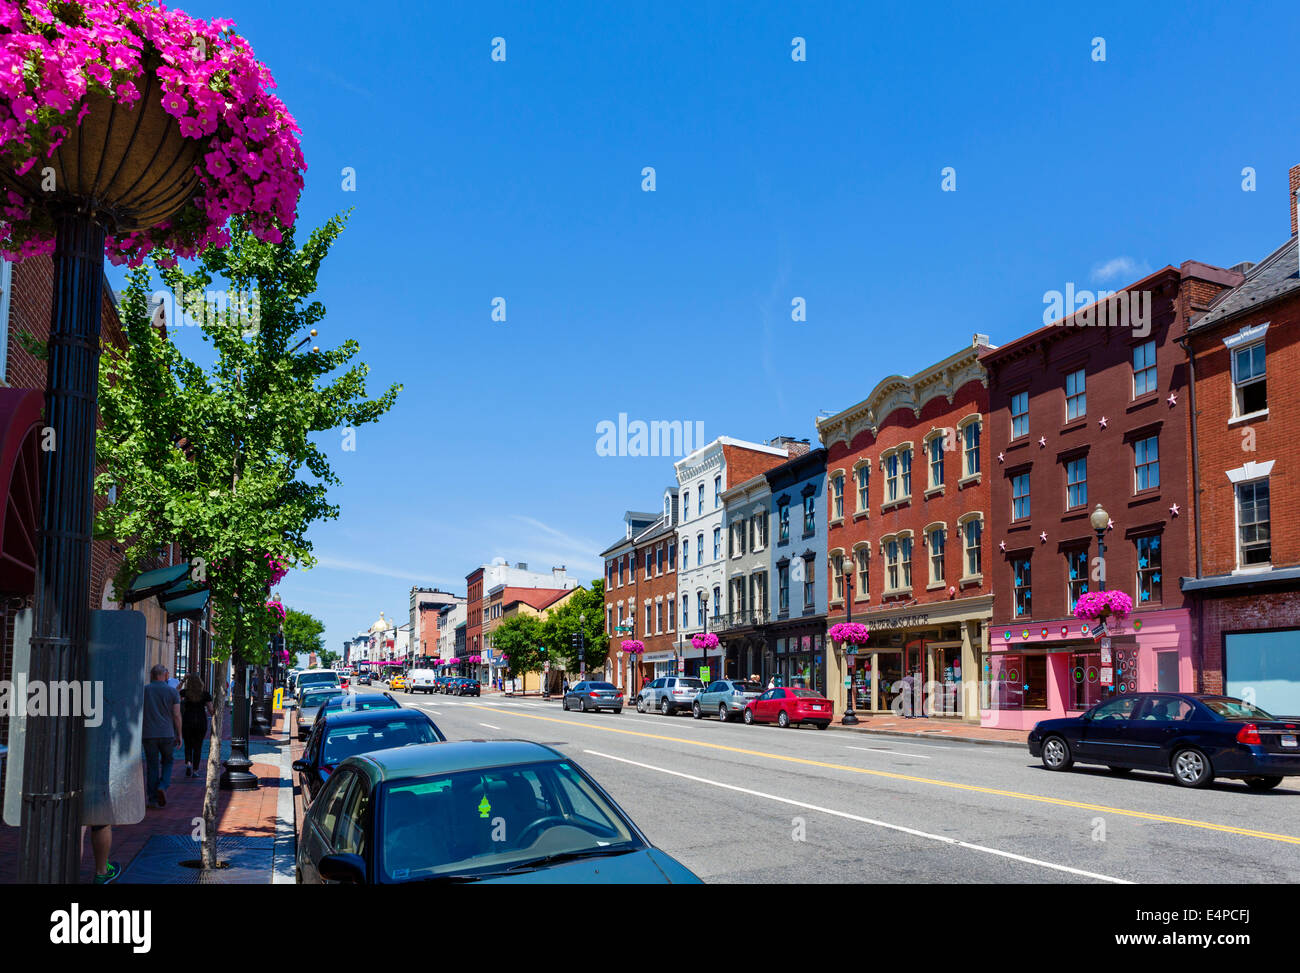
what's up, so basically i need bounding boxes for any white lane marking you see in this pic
[870,739,957,751]
[583,749,1132,885]
[847,746,931,759]
[479,723,501,730]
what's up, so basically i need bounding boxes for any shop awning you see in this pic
[158,578,209,621]
[124,562,190,604]
[0,388,42,596]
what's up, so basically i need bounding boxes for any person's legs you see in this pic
[90,825,119,883]
[144,738,163,801]
[158,739,175,795]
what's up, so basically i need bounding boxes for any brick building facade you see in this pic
[601,496,677,692]
[1180,166,1300,714]
[817,336,993,722]
[981,262,1238,729]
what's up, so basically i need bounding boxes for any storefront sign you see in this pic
[865,613,930,632]
[699,666,711,683]
[1100,666,1114,686]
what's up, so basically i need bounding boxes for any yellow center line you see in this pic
[460,701,1300,846]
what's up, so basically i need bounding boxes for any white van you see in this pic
[408,669,437,694]
[295,668,342,704]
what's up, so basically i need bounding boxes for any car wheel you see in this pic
[660,698,670,716]
[1041,735,1073,771]
[1172,748,1213,788]
[1245,776,1283,791]
[636,696,646,713]
[816,722,828,730]
[580,698,588,713]
[614,708,622,714]
[1106,766,1133,775]
[777,710,790,729]
[692,702,701,719]
[719,704,729,722]
[562,698,569,711]
[743,708,754,725]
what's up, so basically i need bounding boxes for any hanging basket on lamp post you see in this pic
[2,1,305,884]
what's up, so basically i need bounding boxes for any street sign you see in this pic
[699,666,711,683]
[272,688,284,711]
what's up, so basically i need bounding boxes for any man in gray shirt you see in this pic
[143,664,182,808]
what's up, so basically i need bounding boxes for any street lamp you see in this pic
[701,591,710,680]
[578,613,587,681]
[832,553,860,726]
[1090,504,1110,592]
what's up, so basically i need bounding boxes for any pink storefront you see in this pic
[979,607,1194,731]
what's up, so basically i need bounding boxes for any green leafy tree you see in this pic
[317,648,341,668]
[538,582,607,675]
[95,215,399,868]
[491,614,544,681]
[283,608,325,663]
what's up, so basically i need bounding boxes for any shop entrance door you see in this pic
[875,651,902,712]
[928,642,963,716]
[904,640,926,716]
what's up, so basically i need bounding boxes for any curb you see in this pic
[271,718,296,884]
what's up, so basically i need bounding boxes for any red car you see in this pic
[743,687,834,729]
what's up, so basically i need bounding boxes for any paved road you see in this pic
[392,689,1300,884]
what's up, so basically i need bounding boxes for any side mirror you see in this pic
[318,852,367,884]
[292,759,310,772]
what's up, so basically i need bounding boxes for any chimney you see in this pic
[1291,164,1300,238]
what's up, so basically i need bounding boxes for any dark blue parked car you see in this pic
[1028,693,1300,789]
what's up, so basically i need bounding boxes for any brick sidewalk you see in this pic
[0,707,288,883]
[825,714,1025,747]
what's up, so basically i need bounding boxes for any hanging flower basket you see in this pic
[0,1,306,264]
[829,622,870,646]
[1072,590,1133,624]
[265,599,285,621]
[691,632,719,651]
[621,639,644,655]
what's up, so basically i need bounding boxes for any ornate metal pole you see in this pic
[19,211,107,883]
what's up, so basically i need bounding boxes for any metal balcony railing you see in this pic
[714,608,769,631]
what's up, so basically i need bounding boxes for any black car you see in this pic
[295,740,701,884]
[562,681,624,714]
[357,672,373,686]
[435,676,455,694]
[451,677,481,697]
[1028,693,1300,789]
[294,708,445,807]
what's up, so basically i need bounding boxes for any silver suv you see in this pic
[637,676,705,715]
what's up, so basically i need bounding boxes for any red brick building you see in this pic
[465,567,486,660]
[817,336,993,722]
[980,261,1239,730]
[1179,166,1300,714]
[601,492,678,695]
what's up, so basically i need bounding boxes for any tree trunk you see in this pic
[201,675,227,869]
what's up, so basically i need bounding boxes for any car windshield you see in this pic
[793,689,823,699]
[323,696,400,714]
[299,674,339,688]
[1201,698,1277,721]
[303,689,344,707]
[379,759,643,882]
[322,718,442,764]
[732,683,762,693]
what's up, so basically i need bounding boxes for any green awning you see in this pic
[161,584,210,621]
[124,562,191,604]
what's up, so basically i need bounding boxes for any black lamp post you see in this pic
[835,553,860,725]
[220,601,259,791]
[1090,504,1110,593]
[578,613,587,682]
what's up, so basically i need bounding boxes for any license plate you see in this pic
[1283,734,1297,748]
[812,704,823,710]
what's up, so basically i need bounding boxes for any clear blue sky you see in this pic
[114,0,1300,654]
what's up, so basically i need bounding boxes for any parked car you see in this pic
[316,692,401,720]
[389,673,408,692]
[295,740,701,884]
[287,669,303,694]
[743,687,834,729]
[452,677,482,697]
[357,672,373,686]
[298,686,348,740]
[433,675,453,694]
[695,680,763,721]
[1029,693,1300,789]
[409,669,437,694]
[563,681,623,713]
[294,708,444,807]
[637,676,704,715]
[295,668,342,705]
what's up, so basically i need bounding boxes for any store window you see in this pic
[1225,629,1300,715]
[987,654,1046,710]
[1066,548,1089,612]
[1012,557,1032,617]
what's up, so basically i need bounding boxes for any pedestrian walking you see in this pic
[899,673,916,718]
[180,675,214,777]
[85,824,119,884]
[143,665,182,808]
